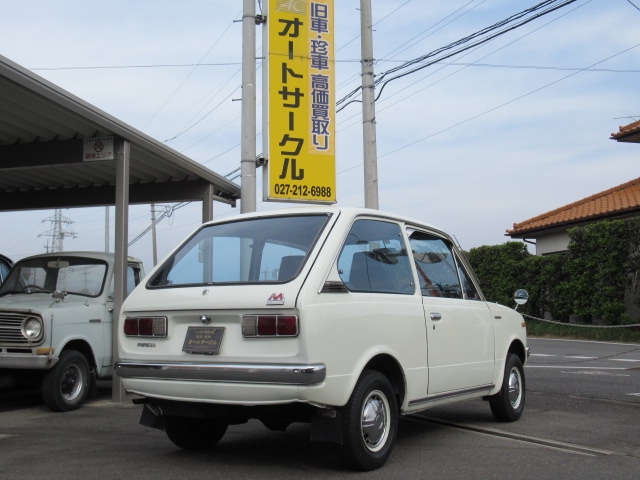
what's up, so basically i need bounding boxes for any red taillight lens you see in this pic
[242,315,298,337]
[123,317,167,337]
[257,316,277,336]
[276,316,297,336]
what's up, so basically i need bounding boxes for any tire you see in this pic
[164,416,228,451]
[41,350,90,412]
[338,370,398,471]
[490,353,525,422]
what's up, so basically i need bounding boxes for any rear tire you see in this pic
[41,350,89,412]
[490,353,525,422]
[164,416,228,450]
[338,370,398,471]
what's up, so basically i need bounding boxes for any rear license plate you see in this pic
[183,326,225,355]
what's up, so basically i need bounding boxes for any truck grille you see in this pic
[0,312,43,346]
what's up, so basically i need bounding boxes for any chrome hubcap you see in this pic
[60,365,83,401]
[508,367,522,409]
[361,390,390,452]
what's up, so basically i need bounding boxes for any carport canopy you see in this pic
[0,54,241,401]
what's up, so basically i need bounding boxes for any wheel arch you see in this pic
[507,339,527,364]
[60,339,97,370]
[362,353,406,409]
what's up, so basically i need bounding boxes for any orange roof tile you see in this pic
[611,119,640,142]
[507,177,640,237]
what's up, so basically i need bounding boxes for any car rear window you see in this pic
[148,214,330,287]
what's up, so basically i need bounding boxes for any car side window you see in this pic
[457,260,481,300]
[338,219,414,294]
[409,231,462,299]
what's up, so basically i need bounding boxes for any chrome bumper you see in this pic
[114,361,326,385]
[0,353,57,369]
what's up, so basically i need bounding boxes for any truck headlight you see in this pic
[22,317,43,341]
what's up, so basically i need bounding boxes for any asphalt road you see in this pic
[1,338,639,479]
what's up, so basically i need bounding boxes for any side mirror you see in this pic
[514,289,529,310]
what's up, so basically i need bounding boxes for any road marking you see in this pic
[565,356,597,359]
[410,416,620,456]
[526,365,627,370]
[560,370,629,377]
[530,353,557,357]
[610,359,640,362]
[627,393,640,397]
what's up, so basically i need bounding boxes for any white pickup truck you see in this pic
[0,251,144,411]
[116,207,528,470]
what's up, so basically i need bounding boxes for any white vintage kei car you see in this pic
[116,207,529,471]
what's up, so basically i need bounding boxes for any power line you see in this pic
[626,0,640,11]
[30,62,241,71]
[336,0,579,111]
[336,42,640,176]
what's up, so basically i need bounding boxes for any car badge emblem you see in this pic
[202,289,209,296]
[267,293,285,305]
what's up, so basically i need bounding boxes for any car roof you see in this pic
[13,251,143,264]
[201,206,448,239]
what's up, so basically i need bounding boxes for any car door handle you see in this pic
[430,313,442,321]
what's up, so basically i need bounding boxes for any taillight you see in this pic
[242,315,298,337]
[124,317,168,337]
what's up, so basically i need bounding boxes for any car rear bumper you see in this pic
[114,361,326,385]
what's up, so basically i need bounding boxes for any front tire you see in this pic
[164,416,228,451]
[338,370,398,471]
[41,350,90,412]
[490,353,525,422]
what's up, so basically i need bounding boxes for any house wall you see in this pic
[535,231,570,256]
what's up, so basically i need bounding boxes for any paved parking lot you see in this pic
[1,389,638,479]
[1,338,639,479]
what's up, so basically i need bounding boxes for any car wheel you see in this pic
[338,370,398,471]
[490,353,525,422]
[164,416,228,450]
[41,350,90,412]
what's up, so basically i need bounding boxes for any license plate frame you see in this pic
[182,326,225,355]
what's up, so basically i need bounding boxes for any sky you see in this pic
[0,0,639,270]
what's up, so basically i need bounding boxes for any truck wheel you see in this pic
[490,353,525,422]
[164,416,228,450]
[41,350,90,412]
[338,370,398,471]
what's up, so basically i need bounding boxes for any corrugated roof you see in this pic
[507,177,640,237]
[611,119,640,143]
[0,54,241,211]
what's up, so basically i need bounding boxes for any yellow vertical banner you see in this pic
[266,0,336,203]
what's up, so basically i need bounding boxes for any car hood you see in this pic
[0,293,100,313]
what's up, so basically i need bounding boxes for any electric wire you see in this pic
[336,0,579,112]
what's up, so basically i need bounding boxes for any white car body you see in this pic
[116,207,528,470]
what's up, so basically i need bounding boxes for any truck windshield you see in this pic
[0,257,108,297]
[148,214,330,287]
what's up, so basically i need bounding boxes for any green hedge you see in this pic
[467,218,640,325]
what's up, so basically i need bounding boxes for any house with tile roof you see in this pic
[610,118,640,143]
[507,119,639,255]
[506,177,640,255]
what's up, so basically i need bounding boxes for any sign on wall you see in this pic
[265,0,336,203]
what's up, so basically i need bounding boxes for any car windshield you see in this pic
[148,214,330,287]
[0,256,108,297]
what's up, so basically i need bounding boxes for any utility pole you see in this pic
[241,0,257,213]
[105,206,110,252]
[360,0,379,209]
[150,204,158,266]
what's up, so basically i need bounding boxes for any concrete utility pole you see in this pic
[241,0,257,213]
[360,0,379,209]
